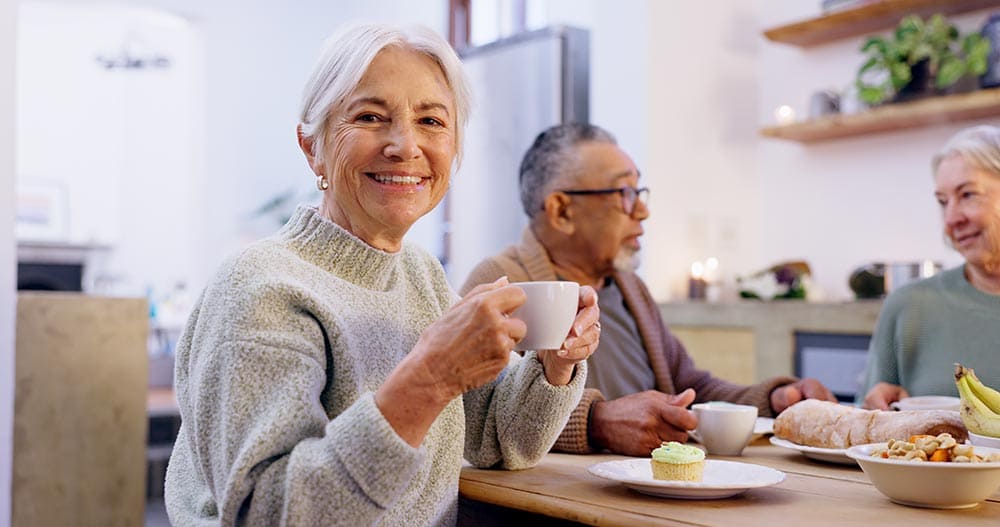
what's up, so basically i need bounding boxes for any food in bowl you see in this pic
[650,441,705,481]
[871,433,1000,462]
[774,400,967,448]
[846,442,1000,509]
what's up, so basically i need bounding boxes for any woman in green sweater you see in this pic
[860,125,1000,409]
[164,23,600,526]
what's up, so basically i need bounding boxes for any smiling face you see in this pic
[564,141,648,276]
[304,46,457,251]
[934,154,1000,273]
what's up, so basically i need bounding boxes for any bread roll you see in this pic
[773,399,967,448]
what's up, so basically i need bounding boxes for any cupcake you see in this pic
[650,441,705,481]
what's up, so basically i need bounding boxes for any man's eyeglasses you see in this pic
[560,186,650,216]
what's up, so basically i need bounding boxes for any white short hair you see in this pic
[932,125,1000,177]
[299,23,471,166]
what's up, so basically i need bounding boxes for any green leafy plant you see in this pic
[856,14,990,105]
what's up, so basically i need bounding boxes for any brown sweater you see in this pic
[460,227,797,453]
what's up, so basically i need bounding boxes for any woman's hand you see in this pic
[536,285,600,386]
[376,277,527,446]
[862,382,910,410]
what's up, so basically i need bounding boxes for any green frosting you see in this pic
[651,441,705,464]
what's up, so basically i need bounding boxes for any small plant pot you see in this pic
[893,60,935,102]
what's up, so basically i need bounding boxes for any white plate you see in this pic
[689,417,775,444]
[889,395,961,412]
[587,458,785,499]
[769,436,857,466]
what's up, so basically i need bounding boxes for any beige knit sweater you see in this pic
[164,206,585,526]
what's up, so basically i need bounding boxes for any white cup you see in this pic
[692,402,758,456]
[510,281,579,351]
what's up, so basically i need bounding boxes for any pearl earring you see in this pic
[316,174,329,191]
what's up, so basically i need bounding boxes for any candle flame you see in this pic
[691,261,705,279]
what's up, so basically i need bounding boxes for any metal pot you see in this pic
[884,261,942,292]
[848,261,943,299]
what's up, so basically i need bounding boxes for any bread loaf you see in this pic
[773,399,967,448]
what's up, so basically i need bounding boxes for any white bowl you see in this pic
[970,432,1000,449]
[846,443,1000,509]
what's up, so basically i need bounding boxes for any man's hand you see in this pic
[862,382,909,410]
[770,378,837,413]
[589,389,697,457]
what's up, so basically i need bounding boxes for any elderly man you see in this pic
[460,123,835,456]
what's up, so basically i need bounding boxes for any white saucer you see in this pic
[587,458,785,499]
[769,436,857,466]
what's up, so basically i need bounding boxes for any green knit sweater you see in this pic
[859,265,1000,399]
[164,206,585,526]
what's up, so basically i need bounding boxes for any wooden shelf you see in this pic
[760,87,1000,143]
[763,0,1000,47]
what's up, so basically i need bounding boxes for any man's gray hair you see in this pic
[299,23,471,166]
[518,123,617,216]
[932,125,1000,176]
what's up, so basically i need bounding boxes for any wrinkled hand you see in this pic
[377,277,528,446]
[535,285,600,386]
[589,389,697,457]
[770,378,837,413]
[862,382,910,410]
[396,276,527,403]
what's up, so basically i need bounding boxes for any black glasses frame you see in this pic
[560,186,650,216]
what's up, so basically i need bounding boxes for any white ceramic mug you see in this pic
[510,281,579,351]
[692,402,758,456]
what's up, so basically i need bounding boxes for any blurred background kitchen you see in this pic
[2,0,999,525]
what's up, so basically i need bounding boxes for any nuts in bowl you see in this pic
[846,435,1000,509]
[872,433,1000,463]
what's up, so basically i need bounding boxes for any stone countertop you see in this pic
[657,300,884,381]
[658,299,883,331]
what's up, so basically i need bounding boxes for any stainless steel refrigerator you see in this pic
[445,26,590,287]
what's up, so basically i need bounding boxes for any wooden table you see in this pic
[459,438,1000,526]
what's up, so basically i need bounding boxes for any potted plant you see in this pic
[856,14,989,105]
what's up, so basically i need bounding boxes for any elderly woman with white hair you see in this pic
[164,23,600,526]
[860,124,1000,410]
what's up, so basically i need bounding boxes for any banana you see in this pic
[966,366,1000,414]
[954,365,1000,438]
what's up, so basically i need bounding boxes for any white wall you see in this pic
[543,1,983,301]
[19,0,985,312]
[18,4,205,297]
[17,0,448,299]
[644,1,763,300]
[757,1,981,300]
[539,1,759,301]
[1,0,16,522]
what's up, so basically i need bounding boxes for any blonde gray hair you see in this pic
[932,125,1000,176]
[299,23,471,165]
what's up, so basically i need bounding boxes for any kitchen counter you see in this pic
[658,300,883,385]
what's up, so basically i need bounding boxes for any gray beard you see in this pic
[613,248,641,274]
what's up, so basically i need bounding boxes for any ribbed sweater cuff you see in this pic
[550,388,605,454]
